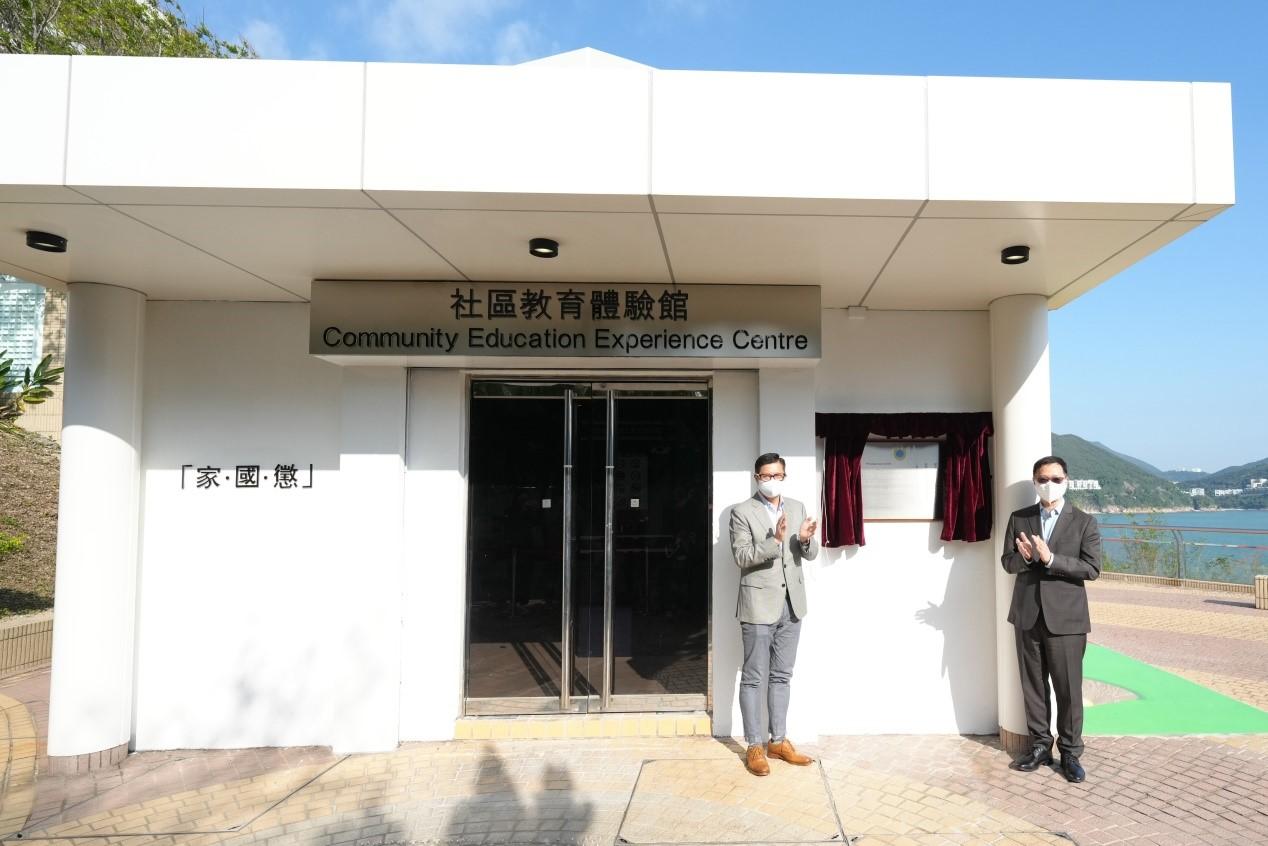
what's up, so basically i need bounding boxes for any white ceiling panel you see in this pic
[922,200,1190,221]
[1049,221,1203,309]
[928,76,1195,205]
[66,56,364,192]
[658,214,909,306]
[364,63,650,197]
[1176,204,1232,221]
[369,191,650,213]
[652,71,927,203]
[0,257,64,289]
[0,203,296,301]
[1192,82,1235,205]
[0,187,90,204]
[118,206,463,299]
[74,187,378,208]
[392,210,670,284]
[0,55,70,188]
[652,195,921,216]
[864,217,1158,310]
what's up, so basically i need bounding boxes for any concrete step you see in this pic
[454,712,711,740]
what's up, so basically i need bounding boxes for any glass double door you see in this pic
[465,380,710,714]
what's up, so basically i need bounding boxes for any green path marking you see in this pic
[1084,643,1268,735]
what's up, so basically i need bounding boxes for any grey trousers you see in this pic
[1014,608,1087,758]
[739,594,802,747]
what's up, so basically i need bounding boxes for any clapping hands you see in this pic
[1014,531,1051,565]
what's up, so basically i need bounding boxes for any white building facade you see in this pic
[0,49,1234,769]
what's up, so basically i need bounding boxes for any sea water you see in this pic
[1094,510,1268,584]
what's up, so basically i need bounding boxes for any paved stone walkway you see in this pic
[1088,579,1268,709]
[3,718,1266,846]
[0,578,1264,846]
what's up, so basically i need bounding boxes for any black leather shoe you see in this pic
[1013,746,1053,771]
[1059,755,1086,783]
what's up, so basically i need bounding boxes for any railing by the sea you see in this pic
[1098,523,1268,586]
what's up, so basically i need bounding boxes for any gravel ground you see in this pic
[0,431,59,617]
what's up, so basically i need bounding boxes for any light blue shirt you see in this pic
[759,493,812,552]
[1039,500,1064,564]
[759,493,784,532]
[1040,500,1064,543]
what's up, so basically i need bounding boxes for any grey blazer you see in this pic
[729,493,819,624]
[1001,502,1102,634]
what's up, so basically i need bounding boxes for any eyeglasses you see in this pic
[1035,476,1066,484]
[756,473,786,482]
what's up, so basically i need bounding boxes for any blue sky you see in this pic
[196,0,1266,472]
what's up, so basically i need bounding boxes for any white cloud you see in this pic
[493,19,544,64]
[366,0,518,59]
[243,19,291,59]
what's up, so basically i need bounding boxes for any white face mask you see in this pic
[757,478,784,499]
[1034,479,1067,503]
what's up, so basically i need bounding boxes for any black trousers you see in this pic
[1014,607,1087,757]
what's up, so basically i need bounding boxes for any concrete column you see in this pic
[47,282,145,770]
[332,367,406,752]
[399,369,467,741]
[758,367,818,507]
[756,366,819,740]
[710,370,758,739]
[989,294,1052,753]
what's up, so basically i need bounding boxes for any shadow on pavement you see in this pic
[446,746,594,844]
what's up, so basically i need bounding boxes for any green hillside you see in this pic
[1189,457,1268,488]
[1184,458,1268,509]
[1093,441,1164,476]
[1052,433,1196,512]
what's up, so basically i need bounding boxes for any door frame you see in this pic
[461,372,714,717]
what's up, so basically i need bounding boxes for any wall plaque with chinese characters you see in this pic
[309,281,820,359]
[860,442,941,520]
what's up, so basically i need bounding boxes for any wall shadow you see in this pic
[914,523,998,733]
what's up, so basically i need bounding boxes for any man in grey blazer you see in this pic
[729,452,819,776]
[1001,455,1102,783]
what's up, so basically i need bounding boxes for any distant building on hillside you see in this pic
[1249,478,1268,489]
[1185,487,1206,497]
[1068,479,1101,491]
[1213,488,1244,497]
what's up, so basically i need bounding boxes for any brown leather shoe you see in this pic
[766,738,814,766]
[745,744,770,776]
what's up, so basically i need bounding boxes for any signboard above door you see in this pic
[309,281,820,361]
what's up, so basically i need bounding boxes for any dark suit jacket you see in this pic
[1001,502,1102,634]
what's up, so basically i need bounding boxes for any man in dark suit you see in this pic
[1001,455,1102,783]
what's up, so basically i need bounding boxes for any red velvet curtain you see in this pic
[814,412,994,547]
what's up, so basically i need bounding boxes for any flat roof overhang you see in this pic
[0,50,1234,310]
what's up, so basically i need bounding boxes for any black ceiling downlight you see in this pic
[1001,245,1030,265]
[26,230,67,253]
[529,237,559,258]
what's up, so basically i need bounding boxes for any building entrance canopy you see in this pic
[0,49,1233,314]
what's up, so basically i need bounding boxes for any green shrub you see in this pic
[0,531,24,558]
